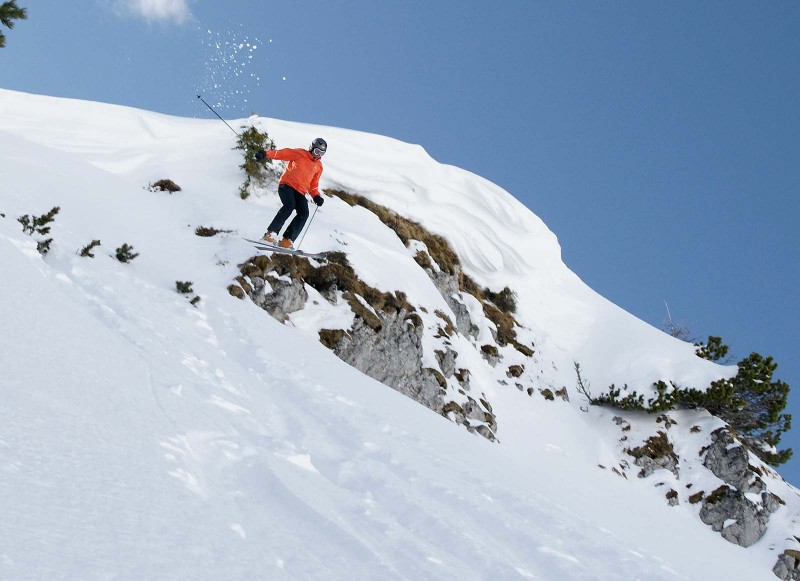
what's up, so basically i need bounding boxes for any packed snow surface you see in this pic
[0,89,782,580]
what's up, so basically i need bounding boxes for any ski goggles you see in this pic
[312,147,326,158]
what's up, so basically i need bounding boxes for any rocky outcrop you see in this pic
[698,485,777,547]
[424,263,479,340]
[233,252,498,441]
[249,274,308,323]
[326,308,445,411]
[626,431,679,479]
[697,428,783,548]
[774,550,800,580]
[703,428,766,494]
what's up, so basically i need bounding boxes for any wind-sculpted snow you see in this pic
[0,89,788,580]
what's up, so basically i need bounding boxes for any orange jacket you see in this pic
[266,148,323,198]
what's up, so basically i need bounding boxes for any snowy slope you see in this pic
[0,89,791,580]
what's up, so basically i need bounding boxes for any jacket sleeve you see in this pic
[309,165,322,198]
[266,148,302,161]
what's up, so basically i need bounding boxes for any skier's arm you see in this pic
[310,166,325,206]
[309,166,322,198]
[265,148,303,162]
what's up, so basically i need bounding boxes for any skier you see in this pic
[255,138,327,249]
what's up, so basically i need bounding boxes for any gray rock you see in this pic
[626,432,679,479]
[703,428,765,494]
[699,486,769,547]
[435,347,458,379]
[425,265,479,339]
[249,275,308,322]
[475,425,496,441]
[332,310,445,411]
[463,398,487,423]
[666,489,679,507]
[246,261,499,442]
[773,551,800,581]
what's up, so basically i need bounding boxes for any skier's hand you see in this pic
[255,149,266,161]
[313,196,325,207]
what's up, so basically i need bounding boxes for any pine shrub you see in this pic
[18,206,59,255]
[234,125,279,199]
[588,336,793,466]
[18,206,59,236]
[115,243,139,263]
[0,1,27,48]
[79,239,101,257]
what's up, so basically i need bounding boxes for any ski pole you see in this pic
[296,202,319,251]
[196,95,240,137]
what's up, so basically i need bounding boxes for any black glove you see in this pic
[314,196,325,207]
[254,149,266,161]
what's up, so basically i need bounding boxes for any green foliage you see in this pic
[589,336,793,466]
[695,335,729,362]
[18,206,59,255]
[693,337,791,465]
[592,384,646,410]
[79,239,101,258]
[0,1,27,48]
[18,206,59,236]
[234,125,278,199]
[724,352,792,465]
[115,243,139,263]
[175,281,194,294]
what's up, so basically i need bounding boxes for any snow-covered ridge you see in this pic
[0,88,732,396]
[1,89,795,580]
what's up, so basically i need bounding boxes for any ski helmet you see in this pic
[310,137,327,157]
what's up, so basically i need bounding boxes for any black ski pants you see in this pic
[268,183,309,241]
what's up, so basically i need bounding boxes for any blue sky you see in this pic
[2,1,798,483]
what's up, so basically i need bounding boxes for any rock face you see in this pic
[698,485,773,547]
[235,252,500,441]
[330,309,445,411]
[698,428,781,548]
[425,264,479,340]
[774,550,800,581]
[703,428,765,494]
[249,274,308,323]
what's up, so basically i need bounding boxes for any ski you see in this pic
[244,238,326,260]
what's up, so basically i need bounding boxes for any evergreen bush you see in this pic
[18,206,59,255]
[18,206,59,236]
[115,243,139,263]
[234,125,279,199]
[79,239,101,258]
[586,336,793,466]
[0,1,27,48]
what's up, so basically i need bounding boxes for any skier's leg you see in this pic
[283,190,310,241]
[267,184,298,234]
